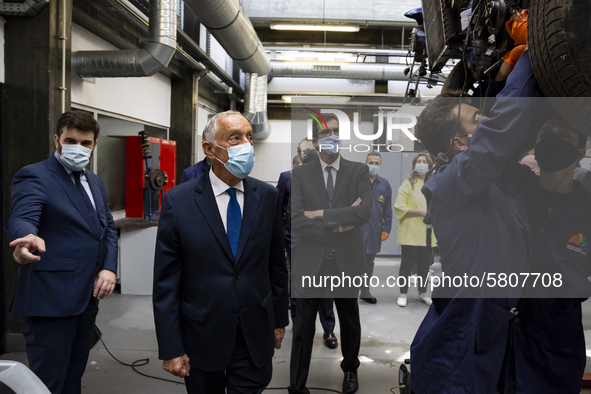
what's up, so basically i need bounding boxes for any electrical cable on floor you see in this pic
[265,387,343,393]
[95,326,344,392]
[94,326,186,386]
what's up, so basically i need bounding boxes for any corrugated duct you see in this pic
[71,0,177,78]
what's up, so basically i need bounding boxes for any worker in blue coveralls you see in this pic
[502,119,591,393]
[410,48,553,393]
[359,152,392,304]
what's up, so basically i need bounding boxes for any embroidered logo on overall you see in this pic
[567,234,587,255]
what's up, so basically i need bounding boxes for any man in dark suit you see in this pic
[153,110,289,394]
[289,114,372,394]
[6,110,118,394]
[278,145,338,349]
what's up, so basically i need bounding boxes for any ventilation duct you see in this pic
[243,73,271,140]
[243,73,258,123]
[71,0,177,78]
[269,61,451,81]
[183,0,271,75]
[0,0,48,16]
[252,75,271,140]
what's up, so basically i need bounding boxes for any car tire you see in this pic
[528,0,591,135]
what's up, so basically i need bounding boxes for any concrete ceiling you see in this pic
[242,0,422,23]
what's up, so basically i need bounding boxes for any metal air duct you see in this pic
[243,73,258,123]
[269,61,452,81]
[71,0,177,78]
[270,61,410,81]
[183,0,271,75]
[243,73,271,140]
[251,74,271,140]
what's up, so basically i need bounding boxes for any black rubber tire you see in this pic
[442,61,489,97]
[528,0,591,135]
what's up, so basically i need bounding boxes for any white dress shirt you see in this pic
[54,151,96,210]
[319,155,341,190]
[209,168,245,233]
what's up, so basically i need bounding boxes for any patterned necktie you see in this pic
[226,188,242,259]
[73,171,101,235]
[326,166,334,208]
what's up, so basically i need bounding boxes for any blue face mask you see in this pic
[60,142,92,172]
[368,164,380,176]
[415,162,429,175]
[213,142,255,179]
[318,135,341,155]
[303,150,319,163]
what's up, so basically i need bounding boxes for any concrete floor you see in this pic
[3,256,591,393]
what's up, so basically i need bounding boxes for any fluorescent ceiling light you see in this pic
[282,96,351,104]
[270,24,360,32]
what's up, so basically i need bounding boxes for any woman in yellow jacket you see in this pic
[394,153,436,307]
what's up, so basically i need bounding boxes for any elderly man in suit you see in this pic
[6,110,118,394]
[153,110,289,394]
[289,114,372,394]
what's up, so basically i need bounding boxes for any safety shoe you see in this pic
[397,294,407,307]
[418,294,433,306]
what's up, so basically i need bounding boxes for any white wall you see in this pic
[70,24,172,127]
[250,120,293,184]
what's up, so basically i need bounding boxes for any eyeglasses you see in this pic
[317,128,339,138]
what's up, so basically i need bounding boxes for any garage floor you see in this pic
[2,257,591,394]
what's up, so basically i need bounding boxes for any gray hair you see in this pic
[203,110,243,144]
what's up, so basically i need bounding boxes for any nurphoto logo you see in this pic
[303,107,418,153]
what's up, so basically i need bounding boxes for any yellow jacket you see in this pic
[394,178,437,247]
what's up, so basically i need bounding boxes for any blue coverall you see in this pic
[410,52,550,394]
[508,171,591,393]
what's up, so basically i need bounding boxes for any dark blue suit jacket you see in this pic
[276,170,292,246]
[153,172,289,371]
[5,155,118,317]
[179,158,210,184]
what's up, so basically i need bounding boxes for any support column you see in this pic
[2,0,72,350]
[170,73,199,178]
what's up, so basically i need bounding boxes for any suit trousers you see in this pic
[184,326,272,394]
[289,288,361,393]
[287,245,336,333]
[19,297,98,394]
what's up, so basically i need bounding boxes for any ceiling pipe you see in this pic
[183,0,270,75]
[266,47,410,57]
[71,0,177,78]
[243,73,272,140]
[0,0,48,16]
[243,73,258,123]
[269,61,450,81]
[252,75,271,140]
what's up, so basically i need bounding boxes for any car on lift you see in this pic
[405,0,591,136]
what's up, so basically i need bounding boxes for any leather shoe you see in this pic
[342,371,358,393]
[323,331,338,349]
[360,290,377,304]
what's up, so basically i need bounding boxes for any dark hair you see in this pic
[56,111,100,141]
[366,152,382,161]
[312,113,339,139]
[415,91,470,156]
[293,155,302,166]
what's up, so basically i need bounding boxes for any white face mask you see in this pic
[212,142,255,179]
[60,142,92,172]
[415,162,429,175]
